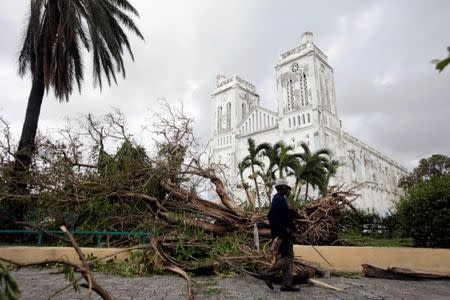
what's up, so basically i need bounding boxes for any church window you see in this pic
[252,114,255,131]
[293,117,296,127]
[287,79,294,111]
[299,73,308,106]
[303,114,306,124]
[291,63,299,73]
[297,115,300,126]
[249,118,252,132]
[325,79,331,110]
[288,118,291,128]
[217,106,222,132]
[307,113,310,123]
[242,103,246,119]
[320,75,326,106]
[226,102,231,130]
[245,122,248,133]
[271,117,274,126]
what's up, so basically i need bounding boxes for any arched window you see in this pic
[226,102,231,130]
[217,106,222,132]
[288,118,291,128]
[307,113,311,123]
[299,73,308,106]
[320,75,326,106]
[325,79,331,111]
[242,103,246,119]
[287,79,294,111]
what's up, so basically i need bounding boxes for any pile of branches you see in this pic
[293,188,359,245]
[0,103,359,299]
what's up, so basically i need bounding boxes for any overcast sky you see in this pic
[1,0,449,169]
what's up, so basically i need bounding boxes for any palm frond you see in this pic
[18,0,143,100]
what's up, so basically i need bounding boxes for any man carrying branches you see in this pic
[260,179,300,292]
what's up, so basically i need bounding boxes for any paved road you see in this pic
[11,268,450,299]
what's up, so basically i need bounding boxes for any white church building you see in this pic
[210,32,407,213]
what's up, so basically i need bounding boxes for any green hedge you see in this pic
[396,175,450,248]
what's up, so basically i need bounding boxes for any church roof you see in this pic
[237,106,278,137]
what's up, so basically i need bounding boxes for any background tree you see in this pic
[12,0,144,194]
[396,175,450,248]
[399,154,450,190]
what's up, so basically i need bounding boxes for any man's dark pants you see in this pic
[262,237,294,286]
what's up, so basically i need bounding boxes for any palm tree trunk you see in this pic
[10,74,45,194]
[295,185,302,202]
[251,165,261,211]
[239,170,253,209]
[305,180,309,200]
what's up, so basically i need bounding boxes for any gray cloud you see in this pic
[1,0,449,169]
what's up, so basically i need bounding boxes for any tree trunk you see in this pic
[10,75,45,193]
[239,170,253,210]
[305,180,309,200]
[251,164,261,211]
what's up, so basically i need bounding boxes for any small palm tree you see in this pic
[273,141,296,178]
[296,142,331,200]
[255,142,278,200]
[13,0,144,193]
[319,159,343,195]
[241,138,264,210]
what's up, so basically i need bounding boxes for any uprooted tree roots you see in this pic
[0,104,360,299]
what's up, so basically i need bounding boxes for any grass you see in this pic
[340,232,414,247]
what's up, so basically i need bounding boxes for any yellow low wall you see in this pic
[0,246,133,265]
[1,246,450,275]
[294,245,450,274]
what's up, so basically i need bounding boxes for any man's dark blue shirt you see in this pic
[267,192,293,239]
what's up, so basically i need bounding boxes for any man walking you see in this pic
[260,178,300,292]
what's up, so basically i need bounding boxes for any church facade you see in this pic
[210,32,407,213]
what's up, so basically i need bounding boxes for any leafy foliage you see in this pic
[239,139,340,207]
[432,47,450,73]
[399,154,450,190]
[395,175,450,248]
[19,0,144,100]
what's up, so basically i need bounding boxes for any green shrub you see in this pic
[395,175,450,248]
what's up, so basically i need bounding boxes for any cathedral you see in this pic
[210,32,407,213]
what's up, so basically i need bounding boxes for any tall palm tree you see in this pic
[241,138,264,210]
[12,0,144,192]
[296,142,331,200]
[319,159,343,195]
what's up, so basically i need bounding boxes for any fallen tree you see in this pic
[0,104,359,299]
